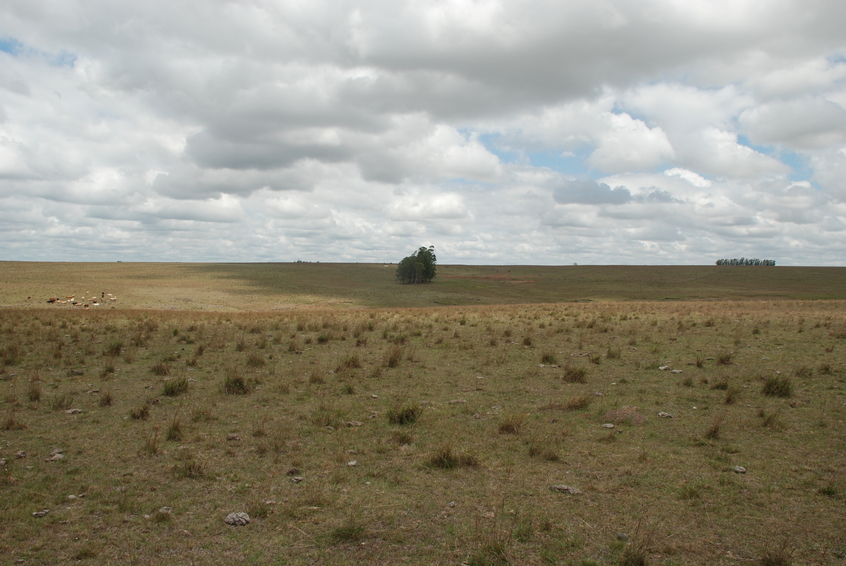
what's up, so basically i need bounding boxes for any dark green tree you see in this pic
[396,246,437,284]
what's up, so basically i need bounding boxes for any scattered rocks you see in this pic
[733,466,747,474]
[32,509,50,518]
[657,412,674,418]
[47,449,64,462]
[550,485,582,495]
[224,512,250,526]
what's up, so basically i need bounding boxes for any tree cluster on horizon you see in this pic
[716,258,776,266]
[396,246,437,284]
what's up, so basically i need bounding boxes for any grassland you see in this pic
[1,263,845,565]
[3,262,846,311]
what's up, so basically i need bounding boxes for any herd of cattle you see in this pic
[45,292,118,307]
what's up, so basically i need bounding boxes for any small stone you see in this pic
[291,476,303,483]
[49,448,63,456]
[670,369,684,374]
[472,413,481,419]
[448,501,456,508]
[159,506,172,514]
[68,495,76,500]
[658,366,670,371]
[345,421,363,427]
[733,466,747,474]
[550,485,581,495]
[616,533,629,541]
[224,512,250,526]
[601,423,615,429]
[657,412,674,418]
[370,394,378,398]
[65,408,83,414]
[347,460,358,467]
[226,433,241,441]
[15,451,25,459]
[32,509,50,518]
[0,458,5,466]
[47,453,65,461]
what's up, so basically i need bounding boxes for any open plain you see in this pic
[1,262,845,565]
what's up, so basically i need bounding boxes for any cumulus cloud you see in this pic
[1,0,846,265]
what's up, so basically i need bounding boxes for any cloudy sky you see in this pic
[2,0,846,265]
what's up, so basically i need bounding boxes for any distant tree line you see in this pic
[715,258,776,266]
[396,246,437,284]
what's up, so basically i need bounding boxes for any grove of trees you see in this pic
[396,246,437,284]
[716,258,776,266]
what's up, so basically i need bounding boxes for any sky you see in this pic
[1,0,846,265]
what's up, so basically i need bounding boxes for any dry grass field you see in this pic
[1,263,845,565]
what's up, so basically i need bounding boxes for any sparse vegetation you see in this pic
[762,375,793,398]
[0,266,844,565]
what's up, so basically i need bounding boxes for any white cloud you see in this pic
[1,0,846,265]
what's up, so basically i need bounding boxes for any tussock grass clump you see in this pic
[151,361,170,376]
[27,380,42,402]
[385,345,404,368]
[759,540,794,566]
[704,414,725,440]
[387,403,422,425]
[794,365,813,378]
[724,387,740,405]
[338,353,362,370]
[606,345,621,359]
[710,376,729,390]
[717,351,733,365]
[562,365,588,383]
[143,430,159,455]
[564,395,592,410]
[762,375,793,398]
[104,340,123,356]
[50,393,74,411]
[528,437,559,461]
[427,444,480,469]
[498,414,526,434]
[2,412,26,431]
[246,352,266,368]
[311,401,344,428]
[223,373,255,395]
[390,431,414,446]
[166,417,183,441]
[99,391,114,406]
[329,521,366,544]
[163,377,189,397]
[172,460,205,479]
[540,352,557,365]
[130,404,151,420]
